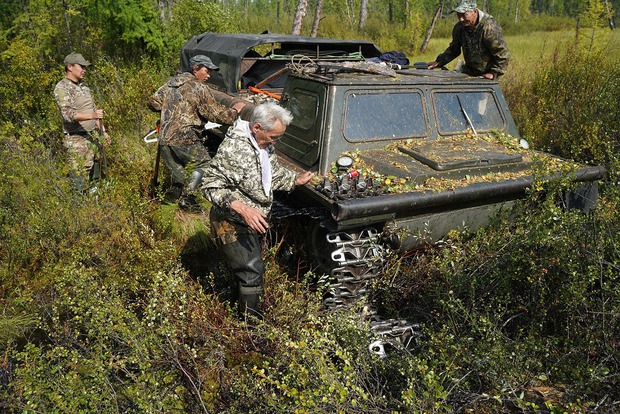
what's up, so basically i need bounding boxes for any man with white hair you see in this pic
[202,102,314,319]
[428,0,510,80]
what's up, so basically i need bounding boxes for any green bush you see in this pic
[504,38,620,168]
[374,176,620,411]
[2,3,620,411]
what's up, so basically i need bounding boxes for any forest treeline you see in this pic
[1,0,620,412]
[0,0,616,64]
[0,0,616,144]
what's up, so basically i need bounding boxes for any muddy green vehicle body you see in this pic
[182,32,605,253]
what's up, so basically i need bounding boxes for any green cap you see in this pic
[452,0,476,13]
[63,53,91,66]
[189,55,219,71]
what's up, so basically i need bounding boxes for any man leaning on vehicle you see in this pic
[428,0,510,80]
[202,103,314,320]
[148,55,246,211]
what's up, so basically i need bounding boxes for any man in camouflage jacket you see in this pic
[202,102,314,319]
[54,53,110,191]
[428,0,510,79]
[148,55,246,210]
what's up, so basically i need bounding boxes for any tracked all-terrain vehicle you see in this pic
[180,32,605,354]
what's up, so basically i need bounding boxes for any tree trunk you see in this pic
[277,0,281,25]
[291,0,309,35]
[310,0,325,37]
[359,0,369,30]
[62,0,73,51]
[603,0,615,29]
[157,0,173,23]
[389,1,393,23]
[515,0,519,23]
[420,3,442,52]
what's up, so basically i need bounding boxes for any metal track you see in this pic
[322,228,422,357]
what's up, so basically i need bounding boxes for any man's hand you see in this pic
[295,171,315,186]
[427,61,440,69]
[483,73,495,80]
[230,200,269,234]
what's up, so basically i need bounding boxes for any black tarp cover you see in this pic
[180,33,383,93]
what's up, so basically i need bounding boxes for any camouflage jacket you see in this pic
[202,119,298,226]
[53,77,98,134]
[435,11,510,77]
[148,72,239,146]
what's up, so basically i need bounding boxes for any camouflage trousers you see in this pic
[160,143,211,189]
[63,132,103,186]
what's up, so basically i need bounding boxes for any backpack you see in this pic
[379,51,410,66]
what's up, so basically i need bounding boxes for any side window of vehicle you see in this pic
[277,85,323,167]
[289,90,319,131]
[343,92,428,141]
[433,91,505,135]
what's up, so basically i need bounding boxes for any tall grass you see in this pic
[1,23,620,412]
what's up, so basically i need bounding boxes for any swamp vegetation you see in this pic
[1,0,620,411]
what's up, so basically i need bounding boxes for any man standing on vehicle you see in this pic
[148,55,247,211]
[427,0,510,80]
[202,103,314,320]
[54,53,110,192]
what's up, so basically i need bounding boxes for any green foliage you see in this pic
[375,175,620,410]
[504,39,620,167]
[1,0,620,410]
[0,40,61,149]
[167,0,240,51]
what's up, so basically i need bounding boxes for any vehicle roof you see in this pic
[293,68,489,86]
[180,32,383,93]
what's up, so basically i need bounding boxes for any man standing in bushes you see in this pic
[202,103,314,320]
[54,53,110,192]
[148,55,247,211]
[428,0,510,80]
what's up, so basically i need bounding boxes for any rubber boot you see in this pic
[88,161,101,194]
[68,170,85,193]
[186,170,204,191]
[89,160,102,183]
[178,170,203,212]
[166,184,183,202]
[220,234,265,320]
[239,285,263,320]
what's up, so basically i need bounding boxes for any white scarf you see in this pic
[245,121,272,197]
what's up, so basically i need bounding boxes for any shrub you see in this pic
[504,38,620,168]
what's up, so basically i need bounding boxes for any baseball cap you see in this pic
[63,53,91,66]
[452,0,476,13]
[189,55,219,71]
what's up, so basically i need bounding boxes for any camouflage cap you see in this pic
[63,53,91,66]
[452,0,477,13]
[189,55,219,71]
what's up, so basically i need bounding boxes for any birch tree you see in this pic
[292,0,309,34]
[359,0,369,29]
[311,0,325,37]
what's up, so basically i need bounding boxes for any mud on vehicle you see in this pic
[180,32,606,355]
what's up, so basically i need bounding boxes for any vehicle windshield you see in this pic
[343,92,428,141]
[433,91,504,134]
